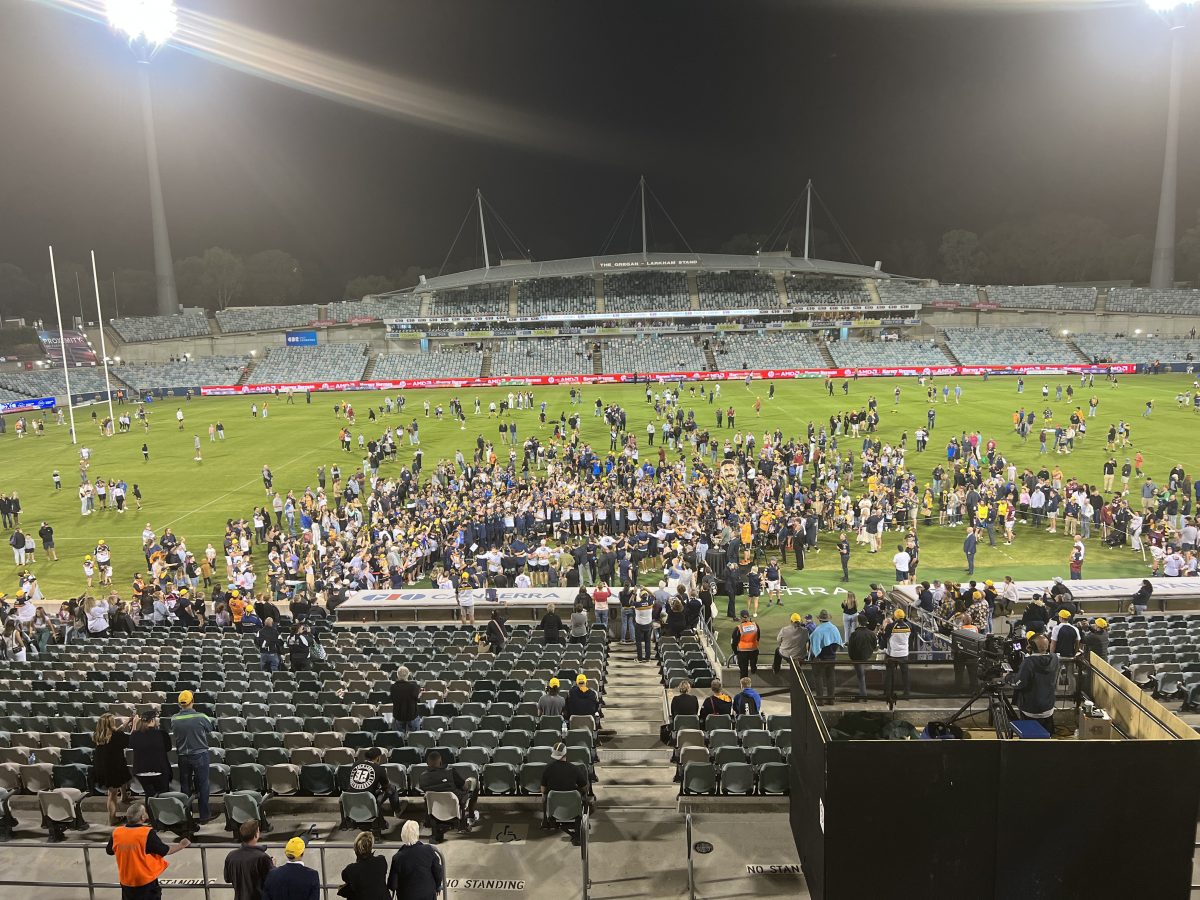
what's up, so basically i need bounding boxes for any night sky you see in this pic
[1,0,1196,297]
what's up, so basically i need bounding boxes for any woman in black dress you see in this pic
[338,831,389,900]
[93,713,131,824]
[128,710,172,799]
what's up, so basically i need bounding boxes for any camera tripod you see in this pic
[941,677,1018,740]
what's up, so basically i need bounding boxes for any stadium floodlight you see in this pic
[1145,0,1192,289]
[107,0,177,55]
[106,0,179,317]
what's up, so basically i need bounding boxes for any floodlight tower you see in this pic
[1147,0,1193,290]
[107,0,179,316]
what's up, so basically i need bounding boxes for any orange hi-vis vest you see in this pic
[110,825,168,887]
[736,621,760,651]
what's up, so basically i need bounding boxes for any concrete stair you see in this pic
[1063,336,1091,363]
[594,640,677,811]
[703,346,718,371]
[937,330,961,365]
[479,351,493,377]
[816,340,836,367]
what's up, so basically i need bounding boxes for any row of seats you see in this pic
[983,285,1097,311]
[0,367,118,401]
[710,332,826,370]
[1071,334,1200,364]
[1107,288,1200,315]
[877,282,978,305]
[249,343,368,383]
[491,340,593,376]
[603,335,707,373]
[429,285,510,318]
[116,357,246,392]
[516,276,596,316]
[696,272,777,309]
[785,276,869,306]
[828,338,952,368]
[110,311,211,342]
[942,327,1075,365]
[216,305,320,334]
[604,272,691,313]
[327,296,422,323]
[372,349,482,380]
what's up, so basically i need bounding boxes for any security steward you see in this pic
[731,609,761,679]
[107,800,191,900]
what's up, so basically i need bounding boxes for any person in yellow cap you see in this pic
[172,691,215,824]
[538,677,566,718]
[564,673,599,726]
[773,612,810,675]
[1050,609,1080,658]
[260,835,319,899]
[1082,617,1109,663]
[883,606,914,700]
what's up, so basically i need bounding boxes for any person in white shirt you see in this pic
[892,545,912,584]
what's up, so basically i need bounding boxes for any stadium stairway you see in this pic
[817,339,836,368]
[937,330,961,365]
[1063,336,1091,363]
[703,346,717,371]
[236,360,257,386]
[592,346,603,375]
[593,640,678,812]
[865,279,882,304]
[1095,287,1110,312]
[361,353,379,380]
[479,351,493,378]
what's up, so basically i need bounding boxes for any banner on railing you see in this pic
[199,362,1136,395]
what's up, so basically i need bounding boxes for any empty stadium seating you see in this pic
[876,282,978,305]
[604,273,691,313]
[1070,334,1200,364]
[249,343,368,383]
[116,358,247,393]
[784,276,869,306]
[696,272,778,309]
[1104,615,1200,706]
[711,332,826,370]
[373,349,482,380]
[328,296,422,323]
[983,285,1096,311]
[216,305,320,334]
[517,277,597,316]
[110,311,211,342]
[1107,289,1200,316]
[0,368,122,401]
[828,338,952,368]
[942,327,1076,365]
[429,285,509,318]
[491,340,592,376]
[0,623,608,805]
[602,336,706,373]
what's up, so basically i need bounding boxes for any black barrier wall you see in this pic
[790,678,1200,899]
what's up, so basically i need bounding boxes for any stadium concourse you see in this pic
[3,265,1200,897]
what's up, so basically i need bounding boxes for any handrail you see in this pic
[686,811,695,900]
[0,840,450,900]
[581,808,591,900]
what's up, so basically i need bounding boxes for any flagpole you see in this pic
[48,245,78,445]
[91,251,117,432]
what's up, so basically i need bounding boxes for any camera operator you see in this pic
[1008,633,1061,732]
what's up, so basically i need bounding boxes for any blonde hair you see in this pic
[396,666,411,682]
[93,712,120,746]
[678,680,691,694]
[400,820,420,846]
[354,831,374,859]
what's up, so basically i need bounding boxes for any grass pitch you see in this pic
[2,373,1196,649]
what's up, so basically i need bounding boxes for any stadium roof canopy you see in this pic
[384,252,891,295]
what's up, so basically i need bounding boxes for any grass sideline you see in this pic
[2,373,1197,652]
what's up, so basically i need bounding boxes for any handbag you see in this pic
[310,640,327,662]
[659,723,673,745]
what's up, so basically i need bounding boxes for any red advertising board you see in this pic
[199,363,1136,396]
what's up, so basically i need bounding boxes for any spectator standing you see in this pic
[338,832,389,900]
[387,820,444,900]
[847,615,878,699]
[107,801,190,899]
[223,820,274,900]
[568,604,590,645]
[129,710,172,799]
[809,610,843,704]
[538,604,564,645]
[391,667,421,733]
[883,608,914,700]
[730,610,761,678]
[256,618,283,672]
[632,589,655,662]
[94,713,132,825]
[261,837,319,900]
[172,690,215,824]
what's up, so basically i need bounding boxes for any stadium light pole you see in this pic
[1146,0,1192,290]
[107,0,179,316]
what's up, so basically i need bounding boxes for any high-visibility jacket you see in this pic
[109,825,168,888]
[735,621,760,652]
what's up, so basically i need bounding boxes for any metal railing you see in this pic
[581,808,591,900]
[0,840,449,900]
[685,812,695,900]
